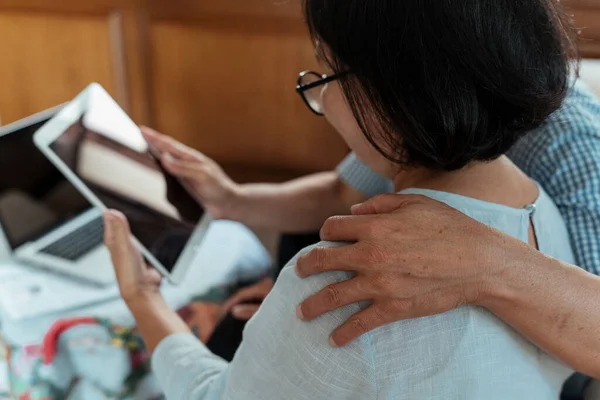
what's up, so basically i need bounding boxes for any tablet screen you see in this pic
[48,115,205,273]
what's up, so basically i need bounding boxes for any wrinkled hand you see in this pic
[295,194,512,346]
[221,278,274,321]
[141,127,239,219]
[103,210,163,304]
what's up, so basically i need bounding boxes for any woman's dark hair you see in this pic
[304,0,578,170]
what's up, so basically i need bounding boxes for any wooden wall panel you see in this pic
[566,0,600,58]
[147,0,302,20]
[0,11,122,124]
[0,0,597,181]
[149,19,348,174]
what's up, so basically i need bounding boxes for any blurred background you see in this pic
[0,0,599,184]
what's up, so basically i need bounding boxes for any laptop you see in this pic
[0,106,116,285]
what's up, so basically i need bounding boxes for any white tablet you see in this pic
[34,83,211,284]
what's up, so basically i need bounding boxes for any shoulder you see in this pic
[227,241,378,398]
[277,241,352,296]
[256,241,363,338]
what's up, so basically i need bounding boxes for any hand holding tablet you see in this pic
[34,83,212,284]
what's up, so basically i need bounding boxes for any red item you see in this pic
[42,317,98,365]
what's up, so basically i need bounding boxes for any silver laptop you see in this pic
[0,107,115,285]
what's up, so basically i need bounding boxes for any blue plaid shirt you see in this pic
[338,80,600,275]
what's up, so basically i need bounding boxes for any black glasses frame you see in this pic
[296,70,350,115]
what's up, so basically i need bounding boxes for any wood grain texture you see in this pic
[566,0,600,58]
[108,11,130,112]
[143,0,349,176]
[120,7,152,125]
[0,11,118,123]
[148,19,348,173]
[0,0,597,177]
[147,0,303,21]
[0,0,137,14]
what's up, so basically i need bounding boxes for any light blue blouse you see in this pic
[152,186,574,399]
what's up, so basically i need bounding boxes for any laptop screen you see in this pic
[0,117,90,250]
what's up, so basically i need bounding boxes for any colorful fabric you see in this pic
[42,318,98,365]
[0,318,153,400]
[0,281,251,399]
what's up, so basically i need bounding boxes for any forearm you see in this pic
[481,244,600,378]
[228,171,365,232]
[127,294,230,398]
[126,293,190,354]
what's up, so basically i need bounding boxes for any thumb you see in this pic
[351,194,416,215]
[103,210,135,277]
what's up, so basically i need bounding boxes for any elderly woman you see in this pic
[104,0,587,398]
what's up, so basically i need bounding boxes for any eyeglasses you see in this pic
[296,70,350,115]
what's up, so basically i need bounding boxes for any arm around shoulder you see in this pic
[479,244,600,379]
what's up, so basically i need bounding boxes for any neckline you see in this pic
[399,186,542,217]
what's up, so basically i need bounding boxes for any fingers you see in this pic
[162,155,205,181]
[319,214,381,242]
[296,277,370,321]
[327,291,460,347]
[103,210,145,296]
[232,304,261,321]
[351,194,419,215]
[295,244,359,278]
[327,304,395,347]
[140,126,197,161]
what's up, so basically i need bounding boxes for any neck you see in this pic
[392,156,539,209]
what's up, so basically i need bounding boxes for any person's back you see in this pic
[226,183,574,400]
[368,188,574,397]
[384,188,574,397]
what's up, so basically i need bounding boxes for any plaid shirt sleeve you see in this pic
[336,152,394,196]
[508,79,600,275]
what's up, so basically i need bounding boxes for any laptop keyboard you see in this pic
[39,217,104,261]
